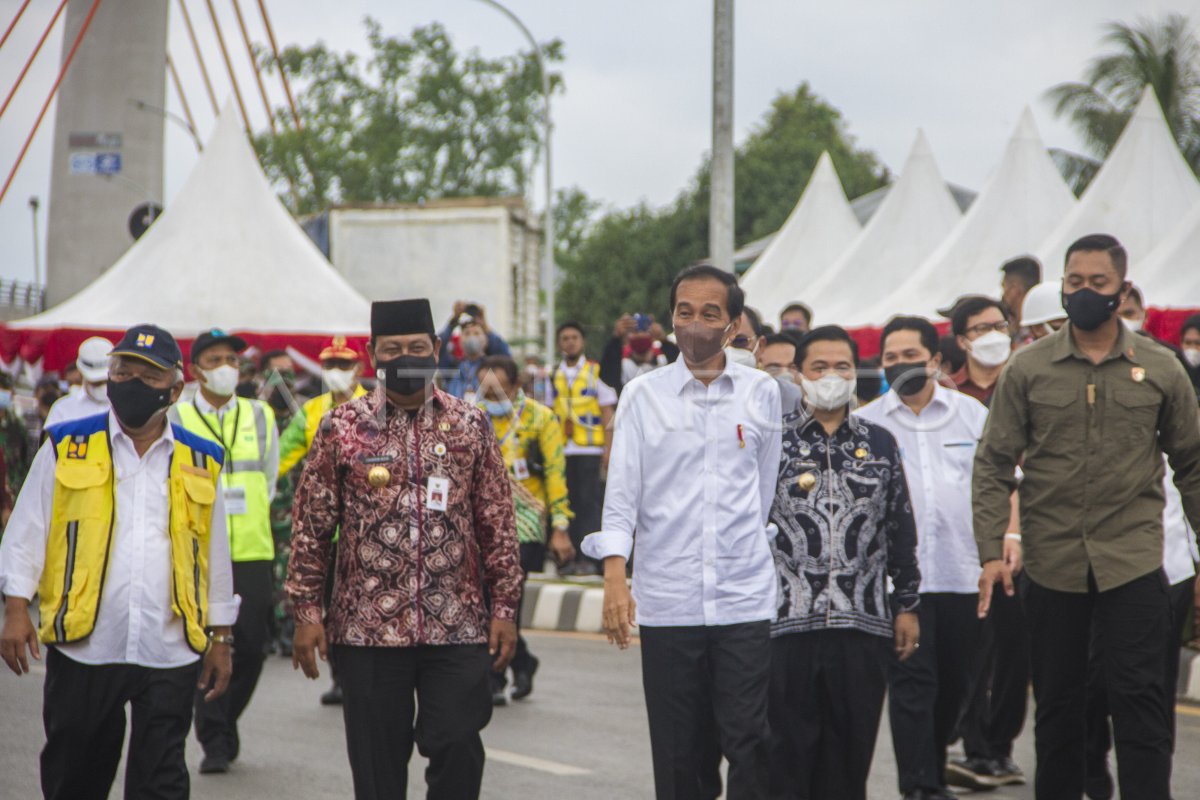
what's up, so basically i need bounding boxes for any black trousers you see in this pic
[41,647,198,800]
[564,454,601,567]
[194,559,272,760]
[1085,576,1195,780]
[335,643,493,800]
[889,593,981,793]
[640,621,771,800]
[1025,570,1173,800]
[960,576,1030,759]
[768,629,890,800]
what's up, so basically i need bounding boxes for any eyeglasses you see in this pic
[730,335,756,350]
[965,320,1010,337]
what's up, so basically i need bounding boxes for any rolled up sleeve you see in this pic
[205,488,240,626]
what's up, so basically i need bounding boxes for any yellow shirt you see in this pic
[488,394,572,531]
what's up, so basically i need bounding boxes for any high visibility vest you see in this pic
[552,361,606,447]
[279,386,367,475]
[174,397,275,562]
[38,413,224,654]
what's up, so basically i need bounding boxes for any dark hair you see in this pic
[880,315,939,358]
[951,296,1008,337]
[259,349,289,371]
[556,320,586,339]
[1065,233,1128,278]
[479,355,518,386]
[1000,255,1042,289]
[937,335,967,374]
[762,333,797,350]
[795,325,858,368]
[778,328,806,347]
[1126,286,1144,309]
[742,306,765,337]
[1181,313,1200,338]
[781,302,813,325]
[670,265,745,320]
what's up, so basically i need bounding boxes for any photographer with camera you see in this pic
[439,301,513,401]
[599,313,679,397]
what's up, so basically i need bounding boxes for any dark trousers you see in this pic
[960,578,1029,759]
[194,559,272,760]
[495,542,543,685]
[565,454,601,568]
[41,647,198,800]
[1085,576,1195,780]
[889,593,981,793]
[640,622,771,800]
[1025,570,1173,800]
[768,629,890,800]
[335,643,493,800]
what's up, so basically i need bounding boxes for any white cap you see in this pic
[1020,282,1067,327]
[77,336,114,383]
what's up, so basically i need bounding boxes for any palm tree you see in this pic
[1046,13,1200,193]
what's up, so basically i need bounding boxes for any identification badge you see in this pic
[513,457,530,481]
[426,476,449,512]
[224,486,248,515]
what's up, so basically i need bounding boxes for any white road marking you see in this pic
[486,747,592,776]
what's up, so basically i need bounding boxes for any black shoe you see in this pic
[199,755,230,775]
[1085,766,1114,800]
[902,788,956,800]
[945,757,1003,790]
[991,756,1026,786]
[320,682,343,706]
[492,687,509,706]
[511,656,539,701]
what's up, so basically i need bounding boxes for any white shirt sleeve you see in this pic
[583,384,643,560]
[205,487,240,626]
[0,441,56,600]
[597,378,618,408]
[264,417,280,503]
[756,378,783,528]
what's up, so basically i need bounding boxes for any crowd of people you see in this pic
[0,232,1199,800]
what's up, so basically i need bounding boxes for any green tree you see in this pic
[1046,13,1200,193]
[557,84,887,342]
[255,19,562,213]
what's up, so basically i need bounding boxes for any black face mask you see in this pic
[107,378,172,429]
[1062,287,1122,332]
[884,362,930,396]
[376,355,437,397]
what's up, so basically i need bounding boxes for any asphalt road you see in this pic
[3,630,1200,799]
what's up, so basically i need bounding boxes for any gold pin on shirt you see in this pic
[855,447,868,459]
[1132,367,1146,383]
[797,473,817,492]
[368,465,391,487]
[439,422,451,432]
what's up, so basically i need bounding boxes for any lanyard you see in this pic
[193,398,240,474]
[495,398,528,450]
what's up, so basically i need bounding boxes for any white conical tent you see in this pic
[738,152,861,324]
[855,108,1076,324]
[12,105,370,335]
[804,130,962,325]
[1036,86,1200,278]
[1137,200,1200,305]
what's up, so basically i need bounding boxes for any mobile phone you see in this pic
[633,313,652,332]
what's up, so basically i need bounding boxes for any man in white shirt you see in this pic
[44,336,114,428]
[857,316,990,800]
[0,324,237,800]
[584,265,781,799]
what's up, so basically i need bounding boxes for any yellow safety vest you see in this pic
[287,386,367,472]
[38,413,224,653]
[552,361,606,447]
[175,397,275,562]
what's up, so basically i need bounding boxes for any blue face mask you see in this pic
[0,390,11,410]
[484,398,513,418]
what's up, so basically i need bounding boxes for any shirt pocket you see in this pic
[1112,388,1160,447]
[1028,387,1080,444]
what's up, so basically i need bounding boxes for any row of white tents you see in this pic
[740,86,1200,328]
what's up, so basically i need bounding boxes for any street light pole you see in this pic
[472,0,555,361]
[28,196,42,311]
[710,0,735,272]
[130,98,204,152]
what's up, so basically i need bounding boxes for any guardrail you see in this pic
[0,280,45,312]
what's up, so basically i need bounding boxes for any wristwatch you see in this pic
[209,633,235,646]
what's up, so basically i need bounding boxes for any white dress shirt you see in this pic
[855,383,989,594]
[0,412,238,667]
[583,357,782,626]
[1163,463,1198,586]
[555,359,618,457]
[192,392,280,503]
[44,386,110,428]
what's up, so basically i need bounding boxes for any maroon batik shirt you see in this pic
[286,386,522,647]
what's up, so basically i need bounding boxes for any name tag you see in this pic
[224,486,248,516]
[426,476,449,512]
[512,457,530,481]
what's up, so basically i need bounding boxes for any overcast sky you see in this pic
[0,0,1191,283]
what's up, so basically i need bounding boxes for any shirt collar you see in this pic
[882,382,952,416]
[108,410,176,449]
[798,407,863,439]
[194,391,237,415]
[666,353,735,395]
[1051,322,1140,364]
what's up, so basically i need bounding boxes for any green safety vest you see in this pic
[174,397,276,562]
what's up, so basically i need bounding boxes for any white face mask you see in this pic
[201,364,240,397]
[725,346,757,369]
[800,374,856,411]
[84,382,108,403]
[969,330,1012,368]
[1121,317,1144,333]
[1183,348,1200,368]
[323,367,357,394]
